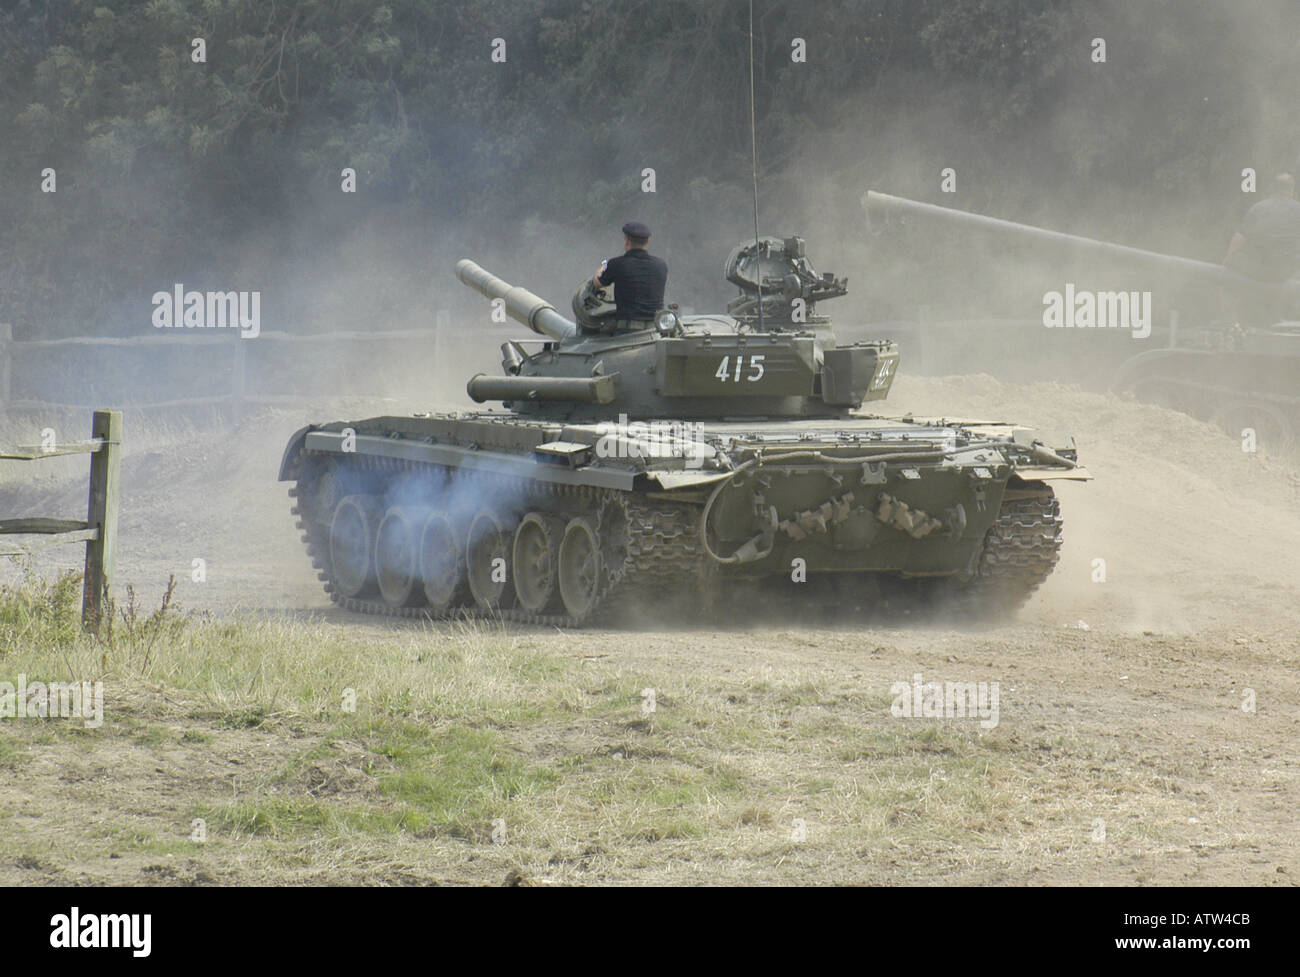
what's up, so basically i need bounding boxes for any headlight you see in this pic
[656,310,679,335]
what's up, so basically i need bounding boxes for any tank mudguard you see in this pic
[278,425,314,481]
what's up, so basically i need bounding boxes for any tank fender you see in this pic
[1010,467,1092,481]
[649,470,735,490]
[278,425,314,481]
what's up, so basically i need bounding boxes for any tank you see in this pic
[864,190,1300,454]
[278,236,1089,625]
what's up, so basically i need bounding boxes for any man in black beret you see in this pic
[590,221,668,333]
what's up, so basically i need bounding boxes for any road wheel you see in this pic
[375,506,427,608]
[419,511,469,612]
[558,516,602,619]
[512,512,565,614]
[466,507,516,611]
[330,495,382,599]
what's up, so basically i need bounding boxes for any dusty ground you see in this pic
[0,376,1297,885]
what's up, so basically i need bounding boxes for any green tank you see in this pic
[865,191,1300,454]
[278,237,1089,625]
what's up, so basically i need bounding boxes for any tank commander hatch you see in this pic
[588,220,668,334]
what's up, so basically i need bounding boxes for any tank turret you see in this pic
[456,237,897,420]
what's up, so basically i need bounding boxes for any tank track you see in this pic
[287,449,705,627]
[943,489,1063,615]
[287,448,1063,626]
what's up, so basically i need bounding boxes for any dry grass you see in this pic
[0,571,1253,885]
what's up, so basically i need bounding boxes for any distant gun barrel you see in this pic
[863,190,1287,307]
[455,259,578,341]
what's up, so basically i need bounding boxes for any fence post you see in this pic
[82,408,122,628]
[916,305,931,375]
[434,309,450,388]
[231,337,246,423]
[0,322,11,410]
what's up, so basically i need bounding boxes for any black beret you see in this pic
[622,220,651,239]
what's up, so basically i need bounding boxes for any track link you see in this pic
[944,489,1063,615]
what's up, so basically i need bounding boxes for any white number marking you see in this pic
[716,354,767,383]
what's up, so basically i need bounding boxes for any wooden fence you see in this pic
[0,408,122,626]
[0,317,500,413]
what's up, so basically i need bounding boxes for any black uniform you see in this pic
[596,249,668,320]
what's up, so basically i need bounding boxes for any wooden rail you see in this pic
[0,408,122,627]
[0,318,470,412]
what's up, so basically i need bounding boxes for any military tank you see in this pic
[865,190,1300,454]
[278,236,1088,626]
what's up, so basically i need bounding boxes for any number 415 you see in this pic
[715,354,765,382]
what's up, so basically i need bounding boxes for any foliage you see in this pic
[0,0,1297,334]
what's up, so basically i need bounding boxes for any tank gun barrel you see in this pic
[863,190,1285,304]
[455,259,578,341]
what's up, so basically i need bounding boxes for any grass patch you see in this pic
[195,797,408,840]
[0,736,29,768]
[200,720,560,842]
[369,721,558,838]
[213,707,271,730]
[130,725,169,748]
[95,825,204,857]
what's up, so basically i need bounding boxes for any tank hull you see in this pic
[280,412,1084,625]
[1111,331,1300,454]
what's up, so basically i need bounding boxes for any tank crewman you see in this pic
[1223,172,1300,282]
[589,220,668,334]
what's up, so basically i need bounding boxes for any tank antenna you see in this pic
[747,0,764,333]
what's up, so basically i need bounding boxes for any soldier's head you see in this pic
[1272,172,1295,198]
[621,220,651,251]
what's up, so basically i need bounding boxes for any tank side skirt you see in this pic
[302,429,635,491]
